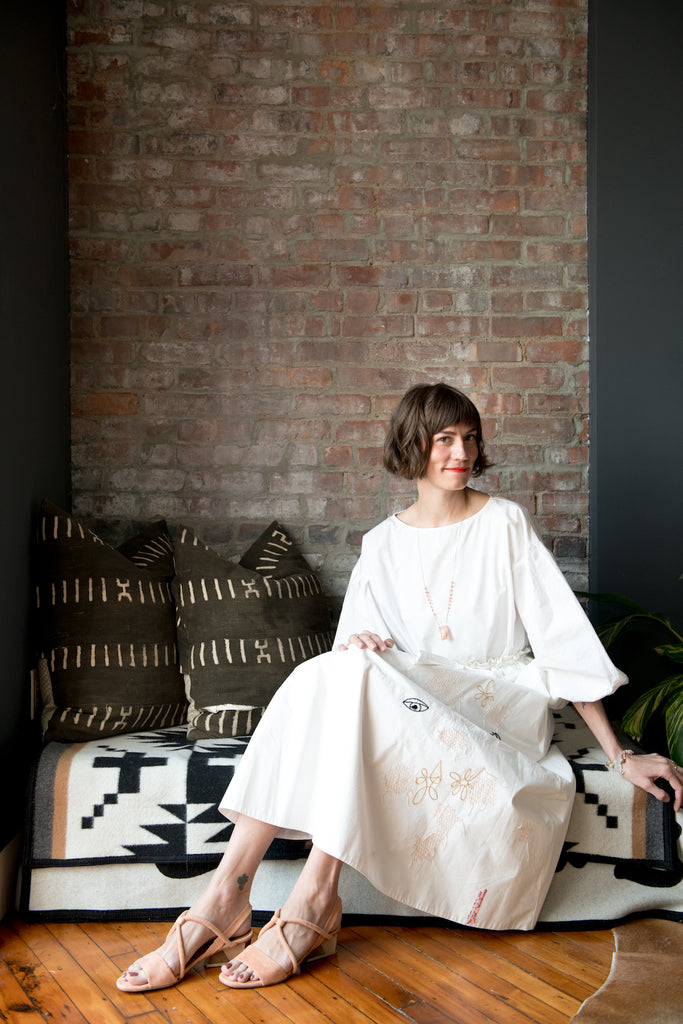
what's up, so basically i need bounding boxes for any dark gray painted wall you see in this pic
[0,3,69,850]
[589,0,683,628]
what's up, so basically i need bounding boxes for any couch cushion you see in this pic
[35,500,187,741]
[173,521,334,738]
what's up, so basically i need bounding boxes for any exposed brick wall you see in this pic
[67,0,589,602]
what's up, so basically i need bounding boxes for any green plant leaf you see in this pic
[594,612,654,647]
[595,616,635,647]
[574,591,646,612]
[594,612,682,648]
[655,643,683,664]
[622,687,667,741]
[664,684,683,765]
[621,675,683,740]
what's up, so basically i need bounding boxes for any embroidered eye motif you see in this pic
[403,698,429,713]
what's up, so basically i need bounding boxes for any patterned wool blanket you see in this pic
[20,707,683,924]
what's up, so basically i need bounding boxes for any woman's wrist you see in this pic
[605,749,634,775]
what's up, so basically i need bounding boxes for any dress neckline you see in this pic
[392,495,493,531]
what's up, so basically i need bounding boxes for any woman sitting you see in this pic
[117,382,683,993]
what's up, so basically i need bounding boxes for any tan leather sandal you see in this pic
[219,897,342,989]
[116,903,252,992]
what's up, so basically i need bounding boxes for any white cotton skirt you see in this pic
[219,646,575,931]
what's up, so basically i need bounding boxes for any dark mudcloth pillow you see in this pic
[35,500,187,742]
[173,521,334,739]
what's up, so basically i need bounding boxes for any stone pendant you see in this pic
[439,625,450,640]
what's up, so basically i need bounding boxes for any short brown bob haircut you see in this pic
[383,382,492,481]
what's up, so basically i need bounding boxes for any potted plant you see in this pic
[582,591,683,764]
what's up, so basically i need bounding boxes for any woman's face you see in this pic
[423,423,479,492]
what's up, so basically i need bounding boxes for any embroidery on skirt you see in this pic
[383,763,415,796]
[410,831,441,864]
[403,697,429,713]
[413,761,442,804]
[409,805,464,865]
[437,723,472,755]
[474,680,495,708]
[450,766,498,808]
[466,888,488,925]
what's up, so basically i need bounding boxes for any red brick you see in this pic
[502,416,575,442]
[492,292,524,313]
[342,315,413,338]
[490,213,565,237]
[472,340,522,363]
[347,291,380,315]
[257,366,333,389]
[540,492,589,516]
[72,393,138,416]
[491,366,566,389]
[324,446,353,468]
[381,138,451,161]
[476,393,524,415]
[296,239,370,262]
[526,340,588,363]
[502,470,583,493]
[492,316,563,338]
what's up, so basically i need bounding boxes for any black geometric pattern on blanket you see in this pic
[27,726,310,877]
[552,712,682,887]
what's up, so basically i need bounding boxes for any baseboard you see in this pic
[0,834,21,921]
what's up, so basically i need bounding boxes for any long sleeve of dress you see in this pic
[332,555,392,649]
[510,509,628,705]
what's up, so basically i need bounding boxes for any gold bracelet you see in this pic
[605,749,634,775]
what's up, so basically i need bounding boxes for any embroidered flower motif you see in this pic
[413,760,442,804]
[449,766,485,801]
[474,681,494,708]
[449,766,498,808]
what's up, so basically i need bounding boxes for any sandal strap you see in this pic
[259,903,341,975]
[173,904,252,975]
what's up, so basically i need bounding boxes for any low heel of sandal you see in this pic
[204,930,253,968]
[305,933,338,963]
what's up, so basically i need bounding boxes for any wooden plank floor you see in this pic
[0,916,614,1024]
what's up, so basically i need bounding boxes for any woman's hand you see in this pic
[621,752,683,812]
[572,700,683,812]
[337,631,394,653]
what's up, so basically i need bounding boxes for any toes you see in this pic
[221,962,257,985]
[119,967,144,985]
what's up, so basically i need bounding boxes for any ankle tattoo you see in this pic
[237,873,249,891]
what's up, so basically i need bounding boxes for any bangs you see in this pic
[424,388,482,436]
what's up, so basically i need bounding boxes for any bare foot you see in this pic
[221,892,341,986]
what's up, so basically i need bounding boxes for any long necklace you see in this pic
[416,527,459,640]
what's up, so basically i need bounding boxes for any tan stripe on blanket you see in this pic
[630,786,647,861]
[52,744,85,861]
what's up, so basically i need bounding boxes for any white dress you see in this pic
[220,497,627,930]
